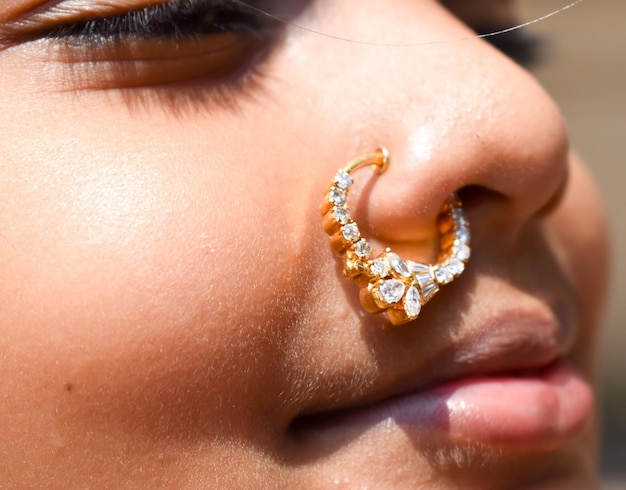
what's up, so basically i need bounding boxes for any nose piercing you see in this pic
[320,148,471,326]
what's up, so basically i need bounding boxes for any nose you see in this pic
[310,2,569,247]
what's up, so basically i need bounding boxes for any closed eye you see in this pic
[0,0,287,108]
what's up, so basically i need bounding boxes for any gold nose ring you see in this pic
[320,148,471,326]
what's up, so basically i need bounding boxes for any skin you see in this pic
[0,0,610,488]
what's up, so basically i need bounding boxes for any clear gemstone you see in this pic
[378,279,405,304]
[333,206,350,224]
[415,272,434,289]
[354,240,372,258]
[370,259,390,277]
[342,223,360,242]
[387,252,411,278]
[452,209,467,224]
[435,265,453,284]
[407,260,430,274]
[404,286,422,318]
[451,208,461,218]
[448,257,465,276]
[329,187,346,205]
[454,225,470,244]
[452,243,470,261]
[334,170,353,190]
[421,282,438,301]
[407,261,434,289]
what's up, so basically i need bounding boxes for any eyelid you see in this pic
[62,31,244,62]
[5,0,281,100]
[55,32,259,90]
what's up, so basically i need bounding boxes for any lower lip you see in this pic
[305,361,593,448]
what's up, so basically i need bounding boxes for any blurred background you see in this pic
[520,1,625,486]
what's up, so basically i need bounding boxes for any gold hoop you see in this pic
[320,148,471,326]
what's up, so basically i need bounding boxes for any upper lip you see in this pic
[290,301,573,428]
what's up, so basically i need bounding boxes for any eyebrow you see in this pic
[0,0,50,21]
[0,0,249,39]
[2,0,176,23]
[2,0,291,28]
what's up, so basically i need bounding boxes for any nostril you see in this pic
[457,185,509,212]
[456,185,518,245]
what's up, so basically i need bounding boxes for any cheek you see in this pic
[0,133,309,445]
[0,123,302,322]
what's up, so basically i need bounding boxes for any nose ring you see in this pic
[320,148,471,326]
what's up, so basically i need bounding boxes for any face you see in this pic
[0,0,610,487]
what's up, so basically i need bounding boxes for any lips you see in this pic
[440,361,593,445]
[293,360,592,451]
[289,304,593,452]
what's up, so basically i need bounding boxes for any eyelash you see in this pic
[42,0,269,42]
[9,0,541,105]
[7,0,282,113]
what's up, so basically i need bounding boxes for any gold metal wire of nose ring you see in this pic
[320,148,471,326]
